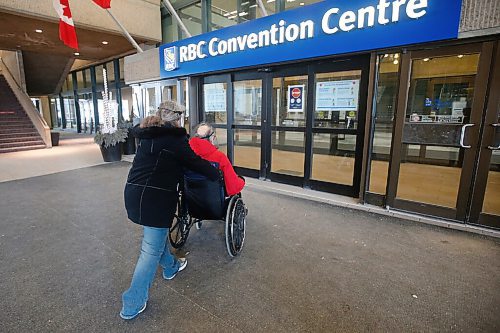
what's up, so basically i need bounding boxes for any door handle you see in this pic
[460,124,475,148]
[487,123,500,150]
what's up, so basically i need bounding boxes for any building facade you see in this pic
[123,0,500,230]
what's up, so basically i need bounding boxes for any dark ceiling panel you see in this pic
[22,51,72,95]
[0,11,153,60]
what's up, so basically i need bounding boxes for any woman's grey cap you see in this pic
[158,100,186,113]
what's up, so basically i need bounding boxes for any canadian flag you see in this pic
[92,0,112,9]
[53,0,78,50]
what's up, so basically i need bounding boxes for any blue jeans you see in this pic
[121,226,181,315]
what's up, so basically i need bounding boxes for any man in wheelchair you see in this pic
[189,123,245,196]
[168,123,247,258]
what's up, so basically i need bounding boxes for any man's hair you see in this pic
[193,122,214,140]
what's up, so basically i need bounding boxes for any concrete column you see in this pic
[40,96,53,128]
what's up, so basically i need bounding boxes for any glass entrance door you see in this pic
[388,43,497,223]
[232,76,263,177]
[268,71,308,185]
[200,55,370,196]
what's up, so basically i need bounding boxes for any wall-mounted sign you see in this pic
[159,0,461,79]
[287,85,305,112]
[316,80,360,111]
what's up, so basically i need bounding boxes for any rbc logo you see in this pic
[164,46,178,71]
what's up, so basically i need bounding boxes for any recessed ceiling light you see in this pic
[394,53,399,59]
[457,54,464,58]
[74,52,80,56]
[423,58,430,62]
[35,29,43,33]
[393,60,399,65]
[300,2,305,5]
[102,41,108,45]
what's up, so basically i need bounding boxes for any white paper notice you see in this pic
[204,83,226,112]
[316,80,360,111]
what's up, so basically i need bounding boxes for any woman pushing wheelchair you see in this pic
[120,100,219,320]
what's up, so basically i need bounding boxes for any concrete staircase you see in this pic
[0,75,45,153]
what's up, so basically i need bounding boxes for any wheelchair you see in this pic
[168,167,247,257]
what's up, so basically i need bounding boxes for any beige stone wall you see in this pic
[124,47,159,84]
[460,0,500,36]
[0,0,161,41]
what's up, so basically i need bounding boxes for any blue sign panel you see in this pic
[160,0,461,79]
[288,85,304,112]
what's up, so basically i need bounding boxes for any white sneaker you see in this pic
[163,258,187,280]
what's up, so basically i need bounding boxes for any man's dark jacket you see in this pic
[124,124,219,228]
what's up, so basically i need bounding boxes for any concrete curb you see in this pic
[245,178,500,239]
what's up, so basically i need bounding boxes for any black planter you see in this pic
[123,130,136,155]
[99,144,122,162]
[50,132,60,146]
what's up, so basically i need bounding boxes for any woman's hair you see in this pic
[140,115,164,128]
[157,100,186,127]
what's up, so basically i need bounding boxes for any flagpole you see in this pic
[161,0,192,38]
[256,0,268,16]
[105,9,143,53]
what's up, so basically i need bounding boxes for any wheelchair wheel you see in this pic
[225,196,246,257]
[169,195,192,249]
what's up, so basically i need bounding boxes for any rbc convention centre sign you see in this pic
[159,0,461,79]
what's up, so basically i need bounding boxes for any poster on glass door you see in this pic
[287,85,305,112]
[316,80,360,111]
[204,83,227,112]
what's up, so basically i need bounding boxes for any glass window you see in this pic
[368,53,400,194]
[62,96,77,129]
[121,86,134,121]
[50,98,62,128]
[234,80,262,125]
[146,87,157,116]
[78,93,95,133]
[234,129,260,170]
[76,71,84,90]
[204,82,227,124]
[215,127,228,155]
[95,65,104,86]
[63,75,73,92]
[257,0,276,18]
[106,62,115,84]
[179,2,202,38]
[119,58,124,80]
[406,54,479,123]
[285,0,322,10]
[311,133,356,185]
[211,0,238,29]
[272,75,307,127]
[314,70,362,129]
[271,130,305,177]
[84,69,92,88]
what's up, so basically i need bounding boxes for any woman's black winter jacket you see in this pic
[124,124,219,228]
